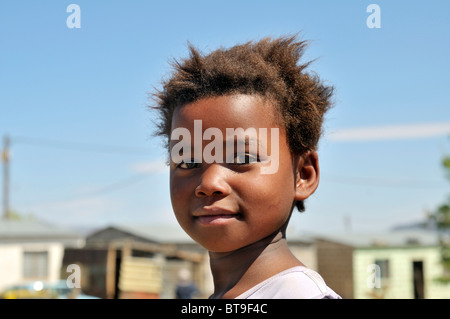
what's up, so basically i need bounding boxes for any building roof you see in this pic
[0,219,84,247]
[86,223,442,249]
[117,224,194,243]
[86,223,195,245]
[310,229,440,248]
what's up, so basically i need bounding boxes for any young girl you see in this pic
[152,36,341,299]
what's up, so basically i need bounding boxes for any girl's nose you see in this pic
[195,164,231,197]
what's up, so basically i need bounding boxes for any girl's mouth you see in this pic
[193,205,242,225]
[194,213,242,226]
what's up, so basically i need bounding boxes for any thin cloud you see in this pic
[129,159,169,174]
[327,121,450,142]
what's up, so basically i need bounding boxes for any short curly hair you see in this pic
[151,35,334,212]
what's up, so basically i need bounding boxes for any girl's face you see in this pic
[169,94,298,253]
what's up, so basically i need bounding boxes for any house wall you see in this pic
[353,246,450,299]
[0,243,64,292]
[316,239,354,299]
[0,245,22,292]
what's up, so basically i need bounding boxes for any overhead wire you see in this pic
[5,134,448,210]
[322,174,447,189]
[22,172,154,209]
[12,135,153,155]
[6,135,161,209]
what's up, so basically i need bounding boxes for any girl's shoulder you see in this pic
[235,266,342,299]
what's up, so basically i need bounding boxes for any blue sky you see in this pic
[1,1,449,235]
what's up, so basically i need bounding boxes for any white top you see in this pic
[235,266,342,299]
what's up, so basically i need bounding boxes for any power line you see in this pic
[76,173,150,198]
[12,135,153,155]
[323,174,447,189]
[4,134,448,215]
[21,172,152,209]
[2,134,159,213]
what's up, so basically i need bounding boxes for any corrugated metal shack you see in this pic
[62,225,207,299]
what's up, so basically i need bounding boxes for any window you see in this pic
[23,251,49,279]
[375,259,390,280]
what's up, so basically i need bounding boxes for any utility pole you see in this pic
[344,214,352,233]
[2,135,10,220]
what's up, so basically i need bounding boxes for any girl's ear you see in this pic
[294,151,320,201]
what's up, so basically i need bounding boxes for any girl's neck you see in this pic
[208,230,303,299]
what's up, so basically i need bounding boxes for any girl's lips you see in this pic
[193,206,242,225]
[194,213,241,226]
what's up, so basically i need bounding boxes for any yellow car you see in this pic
[0,280,99,299]
[0,281,57,299]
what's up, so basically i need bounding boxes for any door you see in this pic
[412,261,424,299]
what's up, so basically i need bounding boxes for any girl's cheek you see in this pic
[171,177,194,204]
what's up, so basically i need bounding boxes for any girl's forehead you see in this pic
[172,94,280,129]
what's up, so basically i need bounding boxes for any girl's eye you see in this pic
[178,161,200,169]
[234,153,258,165]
